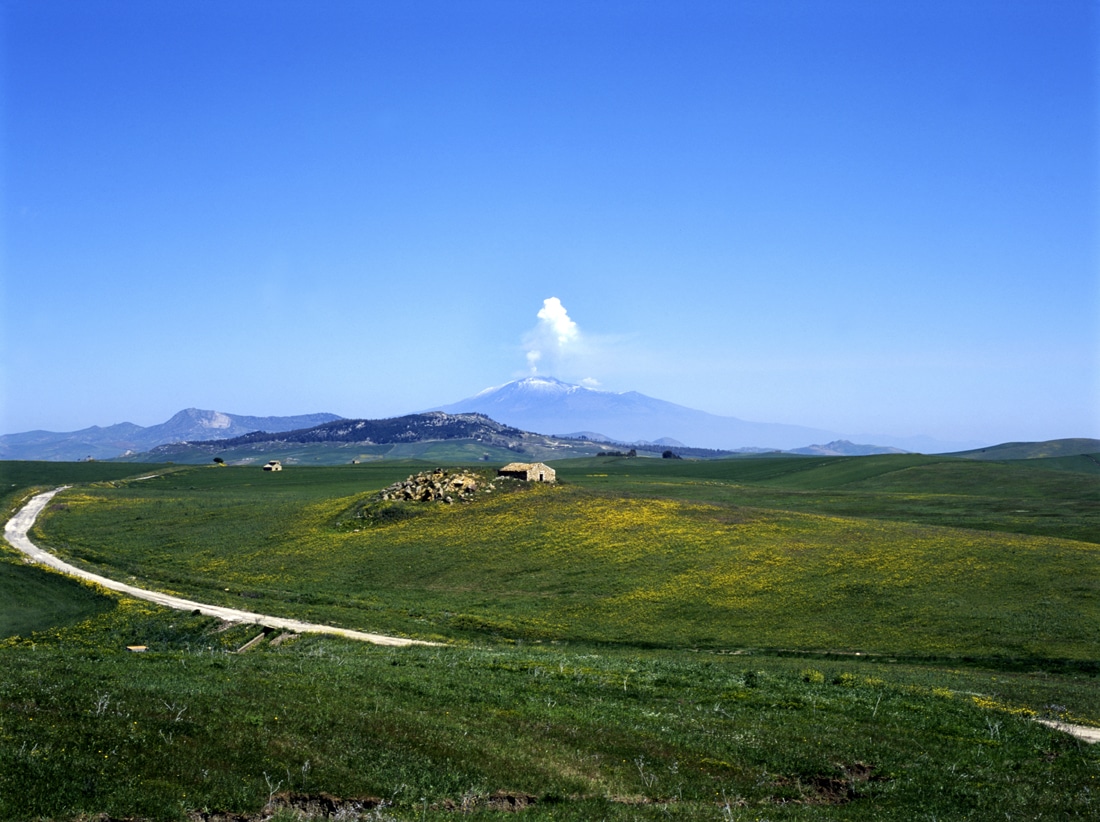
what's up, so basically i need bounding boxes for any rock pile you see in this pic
[378,468,484,504]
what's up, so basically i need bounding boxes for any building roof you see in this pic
[499,462,537,471]
[499,462,554,471]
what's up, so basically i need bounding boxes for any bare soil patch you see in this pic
[773,761,888,806]
[439,790,540,813]
[74,791,388,822]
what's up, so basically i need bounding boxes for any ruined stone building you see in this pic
[497,462,556,483]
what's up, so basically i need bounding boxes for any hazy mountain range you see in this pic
[0,409,341,462]
[432,377,835,450]
[433,377,980,453]
[2,377,987,461]
[135,413,907,466]
[134,412,706,465]
[146,413,535,454]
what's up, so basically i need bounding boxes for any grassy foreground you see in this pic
[2,602,1098,821]
[1,457,1098,820]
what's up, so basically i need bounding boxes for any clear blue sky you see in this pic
[2,0,1097,445]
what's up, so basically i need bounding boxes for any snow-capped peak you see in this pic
[473,376,593,398]
[514,376,580,393]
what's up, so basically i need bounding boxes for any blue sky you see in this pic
[2,0,1097,446]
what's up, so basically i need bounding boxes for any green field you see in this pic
[0,558,115,640]
[0,462,174,639]
[1,455,1098,820]
[29,456,1100,661]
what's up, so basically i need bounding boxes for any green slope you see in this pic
[556,454,1100,543]
[952,438,1100,460]
[27,459,1100,663]
[2,456,1098,820]
[2,606,1097,821]
[0,559,115,638]
[0,460,172,638]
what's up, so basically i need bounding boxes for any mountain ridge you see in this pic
[434,377,990,453]
[165,412,529,449]
[0,379,1011,461]
[128,412,737,465]
[0,409,343,462]
[435,377,842,451]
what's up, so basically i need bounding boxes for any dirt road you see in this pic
[1035,719,1100,744]
[4,487,433,647]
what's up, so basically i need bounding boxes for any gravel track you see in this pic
[3,487,434,647]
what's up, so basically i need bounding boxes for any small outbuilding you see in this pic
[263,460,283,472]
[498,462,556,483]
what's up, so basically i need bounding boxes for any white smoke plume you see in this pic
[524,297,580,375]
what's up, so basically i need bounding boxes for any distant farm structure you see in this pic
[497,462,556,483]
[263,460,283,472]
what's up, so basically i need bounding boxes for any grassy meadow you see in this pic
[1,455,1098,819]
[29,457,1100,662]
[0,461,173,640]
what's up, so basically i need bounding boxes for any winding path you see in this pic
[1035,719,1100,744]
[3,487,433,647]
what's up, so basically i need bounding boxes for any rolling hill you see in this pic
[949,438,1100,461]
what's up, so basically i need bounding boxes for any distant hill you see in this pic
[949,438,1100,461]
[433,377,841,451]
[122,413,740,465]
[0,409,343,461]
[788,440,909,457]
[160,412,531,450]
[137,412,580,464]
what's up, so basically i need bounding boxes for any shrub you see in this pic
[801,668,825,684]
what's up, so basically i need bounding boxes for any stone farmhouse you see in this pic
[263,460,283,471]
[498,462,556,483]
